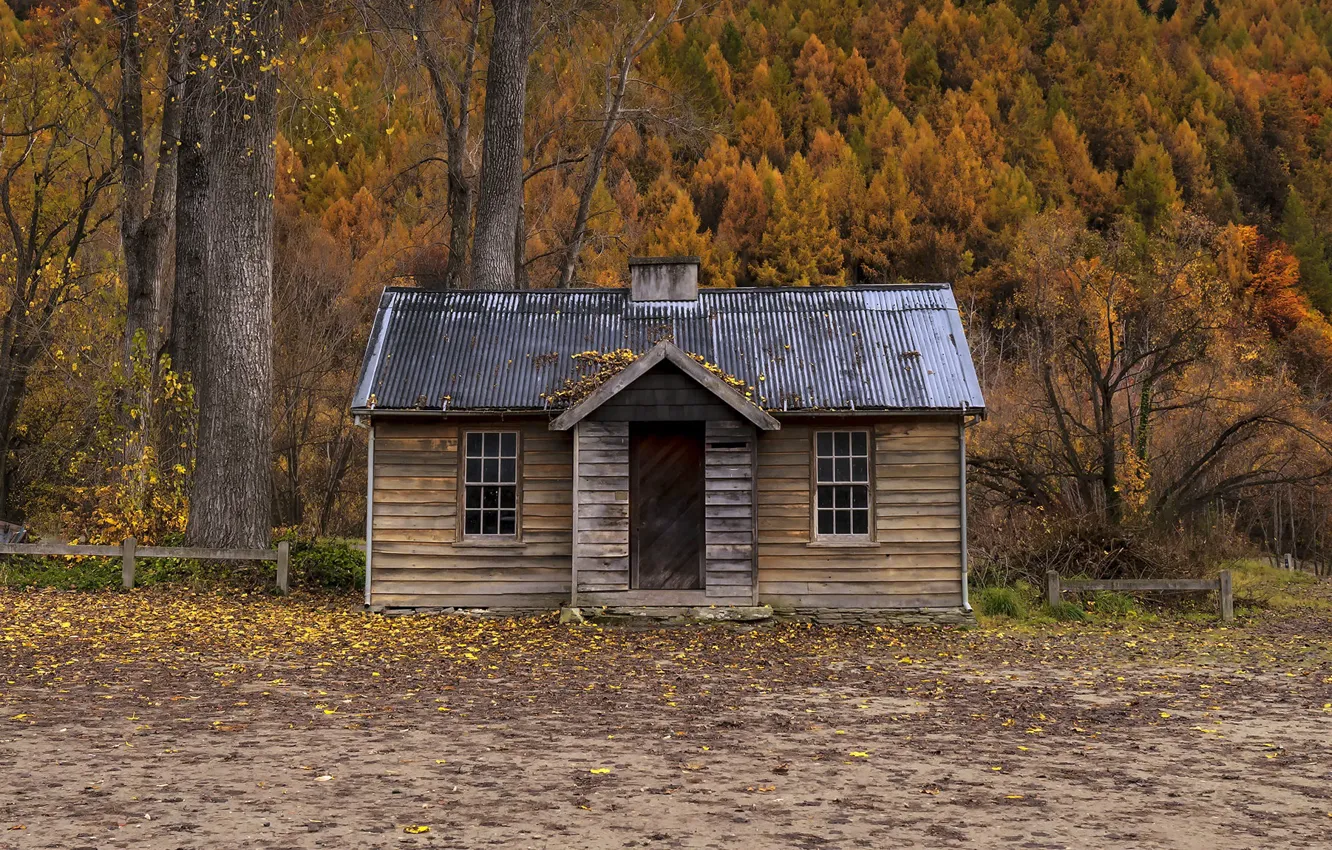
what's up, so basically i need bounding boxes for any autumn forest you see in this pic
[3,0,1332,575]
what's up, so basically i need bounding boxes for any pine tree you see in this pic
[1281,188,1332,313]
[1123,141,1180,233]
[755,153,844,287]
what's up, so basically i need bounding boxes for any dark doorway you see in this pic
[630,423,705,590]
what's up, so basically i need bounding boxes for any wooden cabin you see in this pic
[352,258,985,621]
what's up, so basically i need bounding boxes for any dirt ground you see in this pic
[1,589,1330,849]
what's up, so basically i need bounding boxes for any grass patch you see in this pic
[1086,590,1136,617]
[1227,558,1326,613]
[1045,600,1088,622]
[975,586,1028,619]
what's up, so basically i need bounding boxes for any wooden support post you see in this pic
[1045,570,1061,608]
[121,537,136,590]
[1218,569,1233,622]
[276,540,290,594]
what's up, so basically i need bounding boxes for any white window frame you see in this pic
[811,429,875,542]
[460,430,522,540]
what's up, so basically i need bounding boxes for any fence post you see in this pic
[1282,553,1293,571]
[1218,569,1233,622]
[121,537,136,590]
[276,540,290,594]
[1045,570,1061,608]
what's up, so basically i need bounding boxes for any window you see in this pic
[815,430,871,537]
[463,431,519,537]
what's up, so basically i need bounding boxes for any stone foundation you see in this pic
[367,604,976,627]
[367,605,553,618]
[775,606,977,627]
[580,605,772,624]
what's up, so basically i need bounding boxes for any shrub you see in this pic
[976,586,1028,619]
[289,538,365,592]
[0,555,119,590]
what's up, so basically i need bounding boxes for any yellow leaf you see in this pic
[849,751,869,758]
[403,825,430,834]
[589,768,611,775]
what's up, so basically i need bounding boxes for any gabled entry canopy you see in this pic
[549,341,781,432]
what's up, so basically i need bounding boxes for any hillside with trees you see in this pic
[2,0,1331,575]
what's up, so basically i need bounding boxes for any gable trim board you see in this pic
[550,341,780,432]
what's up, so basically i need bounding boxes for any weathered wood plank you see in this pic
[371,593,564,608]
[762,567,961,583]
[1063,578,1220,592]
[758,592,962,608]
[375,567,572,583]
[762,580,961,595]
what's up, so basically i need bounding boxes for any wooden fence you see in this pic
[0,538,291,593]
[1046,570,1233,622]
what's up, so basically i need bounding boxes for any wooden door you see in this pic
[630,423,705,590]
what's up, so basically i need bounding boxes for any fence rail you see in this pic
[1046,569,1233,622]
[0,538,291,593]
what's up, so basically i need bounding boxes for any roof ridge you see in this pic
[382,283,954,294]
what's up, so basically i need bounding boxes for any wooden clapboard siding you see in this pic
[756,417,964,609]
[704,420,756,600]
[574,421,630,592]
[370,419,571,607]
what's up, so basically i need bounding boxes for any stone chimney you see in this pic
[629,256,699,301]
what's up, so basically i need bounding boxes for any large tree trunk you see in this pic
[167,16,211,385]
[413,0,481,289]
[118,0,150,356]
[120,0,186,362]
[470,0,534,291]
[186,0,285,549]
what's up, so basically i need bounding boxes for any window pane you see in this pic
[834,486,849,509]
[834,432,850,455]
[852,510,868,535]
[467,433,483,456]
[851,457,868,482]
[466,458,482,484]
[464,510,481,535]
[851,431,868,455]
[500,432,516,456]
[500,458,516,482]
[482,486,499,508]
[500,486,516,509]
[817,510,834,535]
[817,486,833,509]
[482,511,498,535]
[499,512,516,535]
[483,432,499,455]
[834,510,851,535]
[465,486,481,509]
[817,458,833,482]
[483,458,499,483]
[851,485,868,509]
[817,432,833,456]
[834,458,850,482]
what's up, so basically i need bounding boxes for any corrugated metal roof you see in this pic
[352,285,985,413]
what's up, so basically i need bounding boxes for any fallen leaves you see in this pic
[403,824,430,834]
[588,768,612,775]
